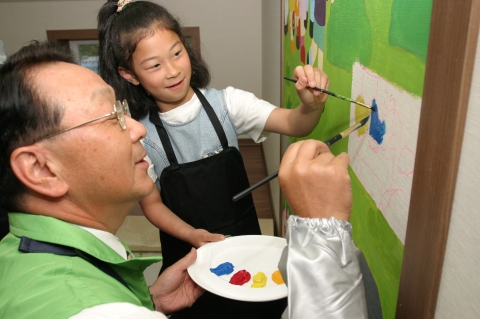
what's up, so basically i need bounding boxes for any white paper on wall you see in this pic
[348,62,422,243]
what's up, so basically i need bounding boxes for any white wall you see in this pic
[261,0,282,235]
[153,0,263,97]
[435,31,480,319]
[0,1,105,52]
[0,0,264,97]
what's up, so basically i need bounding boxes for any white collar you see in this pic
[76,225,128,260]
[158,88,205,124]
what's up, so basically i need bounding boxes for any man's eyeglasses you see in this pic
[37,100,131,142]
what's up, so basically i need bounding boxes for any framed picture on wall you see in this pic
[0,39,7,65]
[69,39,99,74]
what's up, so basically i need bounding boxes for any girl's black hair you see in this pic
[98,0,210,119]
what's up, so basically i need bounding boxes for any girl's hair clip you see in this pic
[117,0,132,12]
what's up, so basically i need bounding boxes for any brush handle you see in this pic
[324,134,342,146]
[232,134,340,202]
[231,115,370,202]
[232,171,278,202]
[284,77,371,109]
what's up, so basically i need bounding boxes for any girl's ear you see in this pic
[10,146,68,198]
[118,67,140,85]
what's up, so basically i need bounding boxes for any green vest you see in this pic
[0,213,162,319]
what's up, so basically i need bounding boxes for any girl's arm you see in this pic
[264,65,329,137]
[140,187,225,248]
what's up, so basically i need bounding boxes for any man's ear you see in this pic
[10,146,68,198]
[118,67,140,85]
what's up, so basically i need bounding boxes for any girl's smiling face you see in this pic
[124,28,194,113]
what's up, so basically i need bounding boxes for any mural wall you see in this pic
[282,0,432,318]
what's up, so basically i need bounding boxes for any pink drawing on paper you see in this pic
[348,62,422,243]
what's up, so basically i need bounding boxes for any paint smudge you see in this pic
[210,262,235,276]
[369,99,386,144]
[229,270,251,286]
[251,272,267,288]
[272,270,285,285]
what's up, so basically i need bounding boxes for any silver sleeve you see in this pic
[279,216,368,319]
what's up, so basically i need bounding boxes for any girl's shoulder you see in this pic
[202,87,227,108]
[203,87,225,96]
[138,114,152,126]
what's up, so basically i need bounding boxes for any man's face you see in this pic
[33,63,154,214]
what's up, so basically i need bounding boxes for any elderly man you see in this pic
[0,41,366,319]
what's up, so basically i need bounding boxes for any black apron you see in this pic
[150,88,287,319]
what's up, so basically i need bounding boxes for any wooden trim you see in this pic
[46,27,201,55]
[396,0,480,318]
[47,29,98,42]
[182,27,201,57]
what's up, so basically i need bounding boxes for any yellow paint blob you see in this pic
[354,95,370,136]
[251,271,267,288]
[271,269,285,285]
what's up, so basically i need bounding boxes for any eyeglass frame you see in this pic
[36,100,131,143]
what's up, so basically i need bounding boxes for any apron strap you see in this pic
[18,236,132,292]
[149,87,230,166]
[192,87,229,149]
[149,111,178,166]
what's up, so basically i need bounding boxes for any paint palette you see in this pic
[187,235,287,302]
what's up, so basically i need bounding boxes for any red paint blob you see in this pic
[229,269,251,286]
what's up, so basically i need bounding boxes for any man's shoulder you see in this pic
[0,241,144,318]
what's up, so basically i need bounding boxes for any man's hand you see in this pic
[278,139,352,221]
[149,248,204,314]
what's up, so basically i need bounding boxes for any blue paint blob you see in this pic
[368,100,386,144]
[210,262,235,276]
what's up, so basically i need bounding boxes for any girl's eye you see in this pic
[174,50,182,57]
[150,63,160,70]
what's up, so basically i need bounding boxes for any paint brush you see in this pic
[322,115,370,146]
[284,77,372,110]
[232,115,370,202]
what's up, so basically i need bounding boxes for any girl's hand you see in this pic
[291,65,329,112]
[188,228,225,248]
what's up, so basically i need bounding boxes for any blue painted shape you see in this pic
[369,100,386,144]
[210,262,235,276]
[312,21,325,51]
[310,0,326,51]
[310,0,316,22]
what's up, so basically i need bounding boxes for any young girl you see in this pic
[97,1,329,318]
